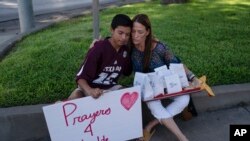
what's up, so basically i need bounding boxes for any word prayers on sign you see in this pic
[43,86,142,141]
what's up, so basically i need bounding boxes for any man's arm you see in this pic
[77,79,103,99]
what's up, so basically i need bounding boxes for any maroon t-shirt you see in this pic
[76,39,132,89]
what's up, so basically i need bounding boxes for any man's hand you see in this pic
[88,88,104,99]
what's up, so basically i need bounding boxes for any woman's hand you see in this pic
[89,36,102,48]
[191,77,201,88]
[184,77,201,90]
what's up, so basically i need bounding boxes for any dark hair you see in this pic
[132,14,153,72]
[111,14,132,29]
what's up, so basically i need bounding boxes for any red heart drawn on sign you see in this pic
[120,92,138,110]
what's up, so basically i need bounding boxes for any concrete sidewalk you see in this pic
[152,105,250,141]
[0,0,250,141]
[0,83,250,141]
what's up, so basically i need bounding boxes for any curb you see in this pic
[192,83,250,113]
[0,104,50,141]
[0,83,250,141]
[0,23,52,60]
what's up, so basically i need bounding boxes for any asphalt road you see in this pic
[0,0,116,22]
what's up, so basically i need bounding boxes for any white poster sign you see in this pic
[43,86,142,141]
[133,72,154,101]
[169,63,189,87]
[164,74,182,94]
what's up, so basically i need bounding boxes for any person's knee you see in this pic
[68,89,84,100]
[174,95,189,109]
[182,95,190,107]
[183,95,190,104]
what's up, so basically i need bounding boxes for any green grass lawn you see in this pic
[0,0,249,107]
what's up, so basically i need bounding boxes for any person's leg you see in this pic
[159,95,189,141]
[68,88,85,100]
[144,95,189,128]
[103,85,123,93]
[143,95,190,141]
[186,96,198,116]
[137,120,157,141]
[166,95,190,116]
[144,119,159,132]
[144,100,170,131]
[138,100,169,141]
[181,107,193,121]
[161,118,188,141]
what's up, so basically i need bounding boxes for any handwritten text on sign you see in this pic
[43,86,142,141]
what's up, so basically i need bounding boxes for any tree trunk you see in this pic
[161,0,187,4]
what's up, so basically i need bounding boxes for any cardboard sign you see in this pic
[43,86,142,141]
